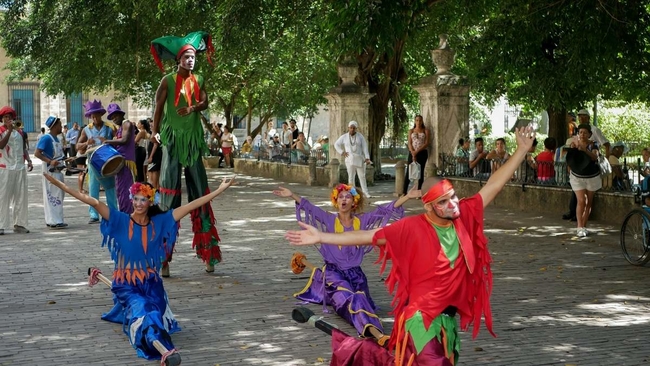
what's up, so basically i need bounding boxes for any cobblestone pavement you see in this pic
[1,161,650,366]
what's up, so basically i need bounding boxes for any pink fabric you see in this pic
[331,328,394,366]
[330,329,453,366]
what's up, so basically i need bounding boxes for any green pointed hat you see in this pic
[150,31,214,72]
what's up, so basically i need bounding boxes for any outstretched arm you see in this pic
[42,174,110,220]
[172,176,235,221]
[272,186,301,203]
[479,126,536,208]
[394,186,421,208]
[105,121,132,146]
[285,221,384,246]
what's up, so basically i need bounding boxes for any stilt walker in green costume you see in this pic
[150,31,221,275]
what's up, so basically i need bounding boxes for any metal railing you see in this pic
[440,153,645,193]
[235,146,330,166]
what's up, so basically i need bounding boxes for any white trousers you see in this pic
[42,164,65,226]
[346,163,370,197]
[0,169,28,229]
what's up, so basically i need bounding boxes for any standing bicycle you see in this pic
[620,177,650,265]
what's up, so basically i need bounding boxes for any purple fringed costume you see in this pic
[114,123,136,214]
[293,198,404,337]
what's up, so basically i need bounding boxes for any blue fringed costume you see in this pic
[99,207,181,361]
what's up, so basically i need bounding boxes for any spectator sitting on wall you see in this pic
[486,137,510,172]
[312,136,323,150]
[241,136,253,158]
[269,134,284,161]
[469,137,490,179]
[455,137,471,177]
[523,138,538,183]
[604,141,630,191]
[536,137,556,184]
[321,136,329,152]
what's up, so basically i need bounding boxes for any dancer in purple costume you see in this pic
[104,103,136,214]
[273,184,420,344]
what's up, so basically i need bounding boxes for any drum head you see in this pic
[102,156,125,177]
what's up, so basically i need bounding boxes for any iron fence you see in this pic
[235,146,329,166]
[439,153,645,193]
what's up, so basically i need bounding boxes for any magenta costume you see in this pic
[293,198,404,337]
[114,123,136,214]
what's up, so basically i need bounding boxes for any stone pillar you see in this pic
[394,160,406,196]
[329,158,340,187]
[413,35,470,178]
[308,156,317,186]
[325,57,375,186]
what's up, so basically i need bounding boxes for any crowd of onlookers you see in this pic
[205,119,330,166]
[451,109,648,238]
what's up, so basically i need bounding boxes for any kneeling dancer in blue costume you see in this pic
[43,174,235,365]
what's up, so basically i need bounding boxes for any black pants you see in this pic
[403,150,428,194]
[69,144,77,167]
[568,191,577,218]
[135,146,147,182]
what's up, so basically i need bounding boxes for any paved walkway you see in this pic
[1,161,649,366]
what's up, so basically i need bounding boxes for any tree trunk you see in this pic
[547,106,567,147]
[246,93,253,136]
[358,40,406,177]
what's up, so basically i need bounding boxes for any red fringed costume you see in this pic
[330,194,495,366]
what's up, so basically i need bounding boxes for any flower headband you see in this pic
[129,182,160,204]
[330,184,361,208]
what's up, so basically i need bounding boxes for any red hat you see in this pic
[0,106,17,120]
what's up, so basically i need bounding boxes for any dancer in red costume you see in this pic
[286,126,537,366]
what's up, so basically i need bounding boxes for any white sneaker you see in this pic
[577,228,586,237]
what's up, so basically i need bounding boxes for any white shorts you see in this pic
[569,173,602,192]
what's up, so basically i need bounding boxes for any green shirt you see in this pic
[160,72,208,167]
[433,223,460,268]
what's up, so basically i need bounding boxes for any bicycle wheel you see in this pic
[620,208,650,266]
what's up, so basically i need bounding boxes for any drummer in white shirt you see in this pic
[334,120,373,198]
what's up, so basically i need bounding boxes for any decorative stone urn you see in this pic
[431,34,456,75]
[337,56,358,86]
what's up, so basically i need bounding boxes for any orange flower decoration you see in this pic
[291,252,307,274]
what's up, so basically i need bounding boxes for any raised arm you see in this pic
[172,176,235,221]
[286,221,382,247]
[272,186,301,203]
[394,186,421,208]
[42,174,110,220]
[479,126,535,207]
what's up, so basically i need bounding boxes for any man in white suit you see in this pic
[334,121,372,198]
